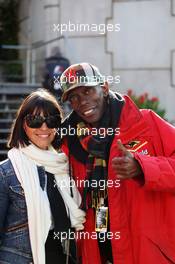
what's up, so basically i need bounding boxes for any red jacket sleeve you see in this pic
[61,138,69,156]
[134,110,175,192]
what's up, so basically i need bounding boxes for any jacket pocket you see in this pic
[9,185,26,211]
[3,226,32,256]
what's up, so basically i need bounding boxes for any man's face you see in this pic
[67,83,109,127]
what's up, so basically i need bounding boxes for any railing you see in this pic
[0,83,40,161]
[0,35,73,84]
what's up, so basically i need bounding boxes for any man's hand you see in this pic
[112,139,143,179]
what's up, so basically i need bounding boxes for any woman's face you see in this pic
[23,111,57,150]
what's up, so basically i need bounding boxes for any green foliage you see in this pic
[127,89,166,119]
[5,63,23,82]
[0,0,23,82]
[0,0,19,55]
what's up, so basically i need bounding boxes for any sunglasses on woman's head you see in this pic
[25,114,61,128]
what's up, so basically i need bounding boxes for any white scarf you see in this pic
[8,144,85,264]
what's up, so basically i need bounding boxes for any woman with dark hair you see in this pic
[0,89,85,264]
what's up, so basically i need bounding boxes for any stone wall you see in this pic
[18,0,175,122]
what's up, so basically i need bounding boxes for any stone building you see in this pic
[18,0,175,122]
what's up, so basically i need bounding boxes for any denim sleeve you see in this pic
[0,166,9,238]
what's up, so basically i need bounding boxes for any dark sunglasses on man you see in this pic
[25,114,61,129]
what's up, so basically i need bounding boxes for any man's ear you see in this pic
[101,81,109,96]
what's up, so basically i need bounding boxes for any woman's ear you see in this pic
[23,120,27,133]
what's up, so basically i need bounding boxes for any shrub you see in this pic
[127,89,166,119]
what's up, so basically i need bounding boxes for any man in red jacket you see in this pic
[60,62,175,264]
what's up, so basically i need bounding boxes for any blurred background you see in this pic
[0,0,175,160]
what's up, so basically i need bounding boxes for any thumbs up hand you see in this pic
[112,139,143,179]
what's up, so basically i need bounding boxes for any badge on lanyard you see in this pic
[95,206,108,233]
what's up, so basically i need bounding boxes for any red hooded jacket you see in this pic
[62,96,175,264]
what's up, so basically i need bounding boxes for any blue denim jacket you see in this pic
[0,158,46,264]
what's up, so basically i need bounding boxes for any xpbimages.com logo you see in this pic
[53,21,120,35]
[57,126,120,139]
[54,178,121,191]
[54,74,120,85]
[54,230,121,242]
